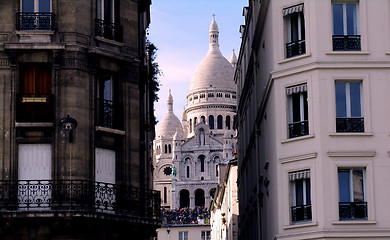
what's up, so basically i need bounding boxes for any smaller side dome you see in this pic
[230,49,238,67]
[173,129,184,141]
[156,91,184,138]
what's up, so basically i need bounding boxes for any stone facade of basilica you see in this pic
[153,15,238,210]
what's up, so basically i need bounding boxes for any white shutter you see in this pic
[18,144,52,180]
[95,148,116,184]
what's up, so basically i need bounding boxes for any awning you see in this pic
[283,4,304,16]
[289,170,310,181]
[286,84,307,95]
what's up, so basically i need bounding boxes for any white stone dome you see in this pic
[156,91,184,138]
[188,15,235,93]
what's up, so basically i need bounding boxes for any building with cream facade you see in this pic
[236,0,390,239]
[154,15,237,211]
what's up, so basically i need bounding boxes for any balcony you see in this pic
[286,40,306,58]
[288,120,309,138]
[0,180,161,223]
[336,117,364,133]
[291,204,312,223]
[16,12,53,30]
[332,35,361,51]
[95,19,123,42]
[16,94,54,123]
[339,202,367,220]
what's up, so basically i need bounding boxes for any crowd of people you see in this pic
[162,207,210,225]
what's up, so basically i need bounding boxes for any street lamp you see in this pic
[59,115,78,143]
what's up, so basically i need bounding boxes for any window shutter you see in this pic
[283,4,304,16]
[289,170,310,181]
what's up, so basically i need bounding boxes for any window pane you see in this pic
[290,13,299,42]
[97,0,102,19]
[338,170,351,202]
[346,4,357,35]
[335,82,347,117]
[291,93,301,122]
[22,0,34,12]
[39,0,51,12]
[353,170,364,202]
[295,179,304,206]
[333,4,344,35]
[306,179,311,204]
[350,82,361,117]
[209,115,214,129]
[303,92,308,121]
[104,79,112,101]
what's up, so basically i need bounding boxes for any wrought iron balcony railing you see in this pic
[97,98,116,129]
[95,19,123,42]
[17,12,53,31]
[0,180,161,221]
[288,120,309,138]
[291,204,312,223]
[339,202,367,220]
[286,40,306,58]
[336,117,364,133]
[332,35,361,51]
[16,94,54,122]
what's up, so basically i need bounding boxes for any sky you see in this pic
[148,0,247,122]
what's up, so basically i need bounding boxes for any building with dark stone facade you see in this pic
[0,0,160,239]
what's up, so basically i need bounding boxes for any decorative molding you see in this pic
[283,221,318,230]
[95,126,125,135]
[63,58,89,71]
[332,220,376,225]
[15,122,53,127]
[281,134,314,144]
[279,152,317,164]
[328,151,376,157]
[0,58,10,67]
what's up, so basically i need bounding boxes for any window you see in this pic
[186,166,190,178]
[216,165,219,177]
[226,115,231,130]
[97,74,120,129]
[201,116,206,123]
[284,4,306,58]
[18,0,52,30]
[209,115,215,129]
[332,2,360,51]
[178,231,188,240]
[338,168,367,220]
[200,93,205,98]
[168,144,172,153]
[217,115,223,129]
[164,145,167,154]
[208,92,214,98]
[199,155,205,172]
[163,187,167,203]
[217,93,223,97]
[194,117,198,126]
[335,81,364,132]
[225,93,230,98]
[287,84,308,138]
[96,0,122,41]
[290,170,311,223]
[201,231,211,240]
[189,119,192,133]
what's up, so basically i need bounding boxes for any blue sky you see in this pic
[149,0,247,122]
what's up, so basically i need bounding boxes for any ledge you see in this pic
[279,53,312,64]
[332,220,376,225]
[4,43,65,50]
[283,221,318,230]
[281,134,314,144]
[326,51,370,55]
[279,152,317,164]
[95,36,124,47]
[328,151,376,157]
[15,122,53,127]
[95,126,125,135]
[329,132,373,136]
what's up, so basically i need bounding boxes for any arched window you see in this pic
[194,117,197,126]
[195,189,205,207]
[233,115,237,130]
[209,115,214,129]
[163,187,167,203]
[187,166,190,178]
[226,115,231,130]
[217,115,223,129]
[216,165,219,177]
[164,145,167,153]
[199,155,205,172]
[189,119,192,132]
[201,116,205,123]
[180,189,190,208]
[168,144,171,153]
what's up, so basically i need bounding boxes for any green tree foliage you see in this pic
[146,40,161,103]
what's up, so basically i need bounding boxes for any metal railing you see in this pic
[291,204,312,223]
[286,40,306,58]
[16,94,54,122]
[336,117,364,133]
[288,120,309,138]
[17,12,53,30]
[332,35,361,51]
[339,202,367,220]
[95,19,123,42]
[0,180,161,220]
[97,98,115,128]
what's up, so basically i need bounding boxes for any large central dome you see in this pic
[188,15,236,93]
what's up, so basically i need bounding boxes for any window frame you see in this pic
[283,4,306,58]
[289,170,312,223]
[21,0,52,12]
[286,84,309,138]
[179,231,188,240]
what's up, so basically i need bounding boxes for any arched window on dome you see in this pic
[189,119,192,133]
[201,116,205,123]
[194,117,197,126]
[226,115,231,130]
[217,115,223,129]
[168,144,171,153]
[164,145,167,153]
[209,115,214,129]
